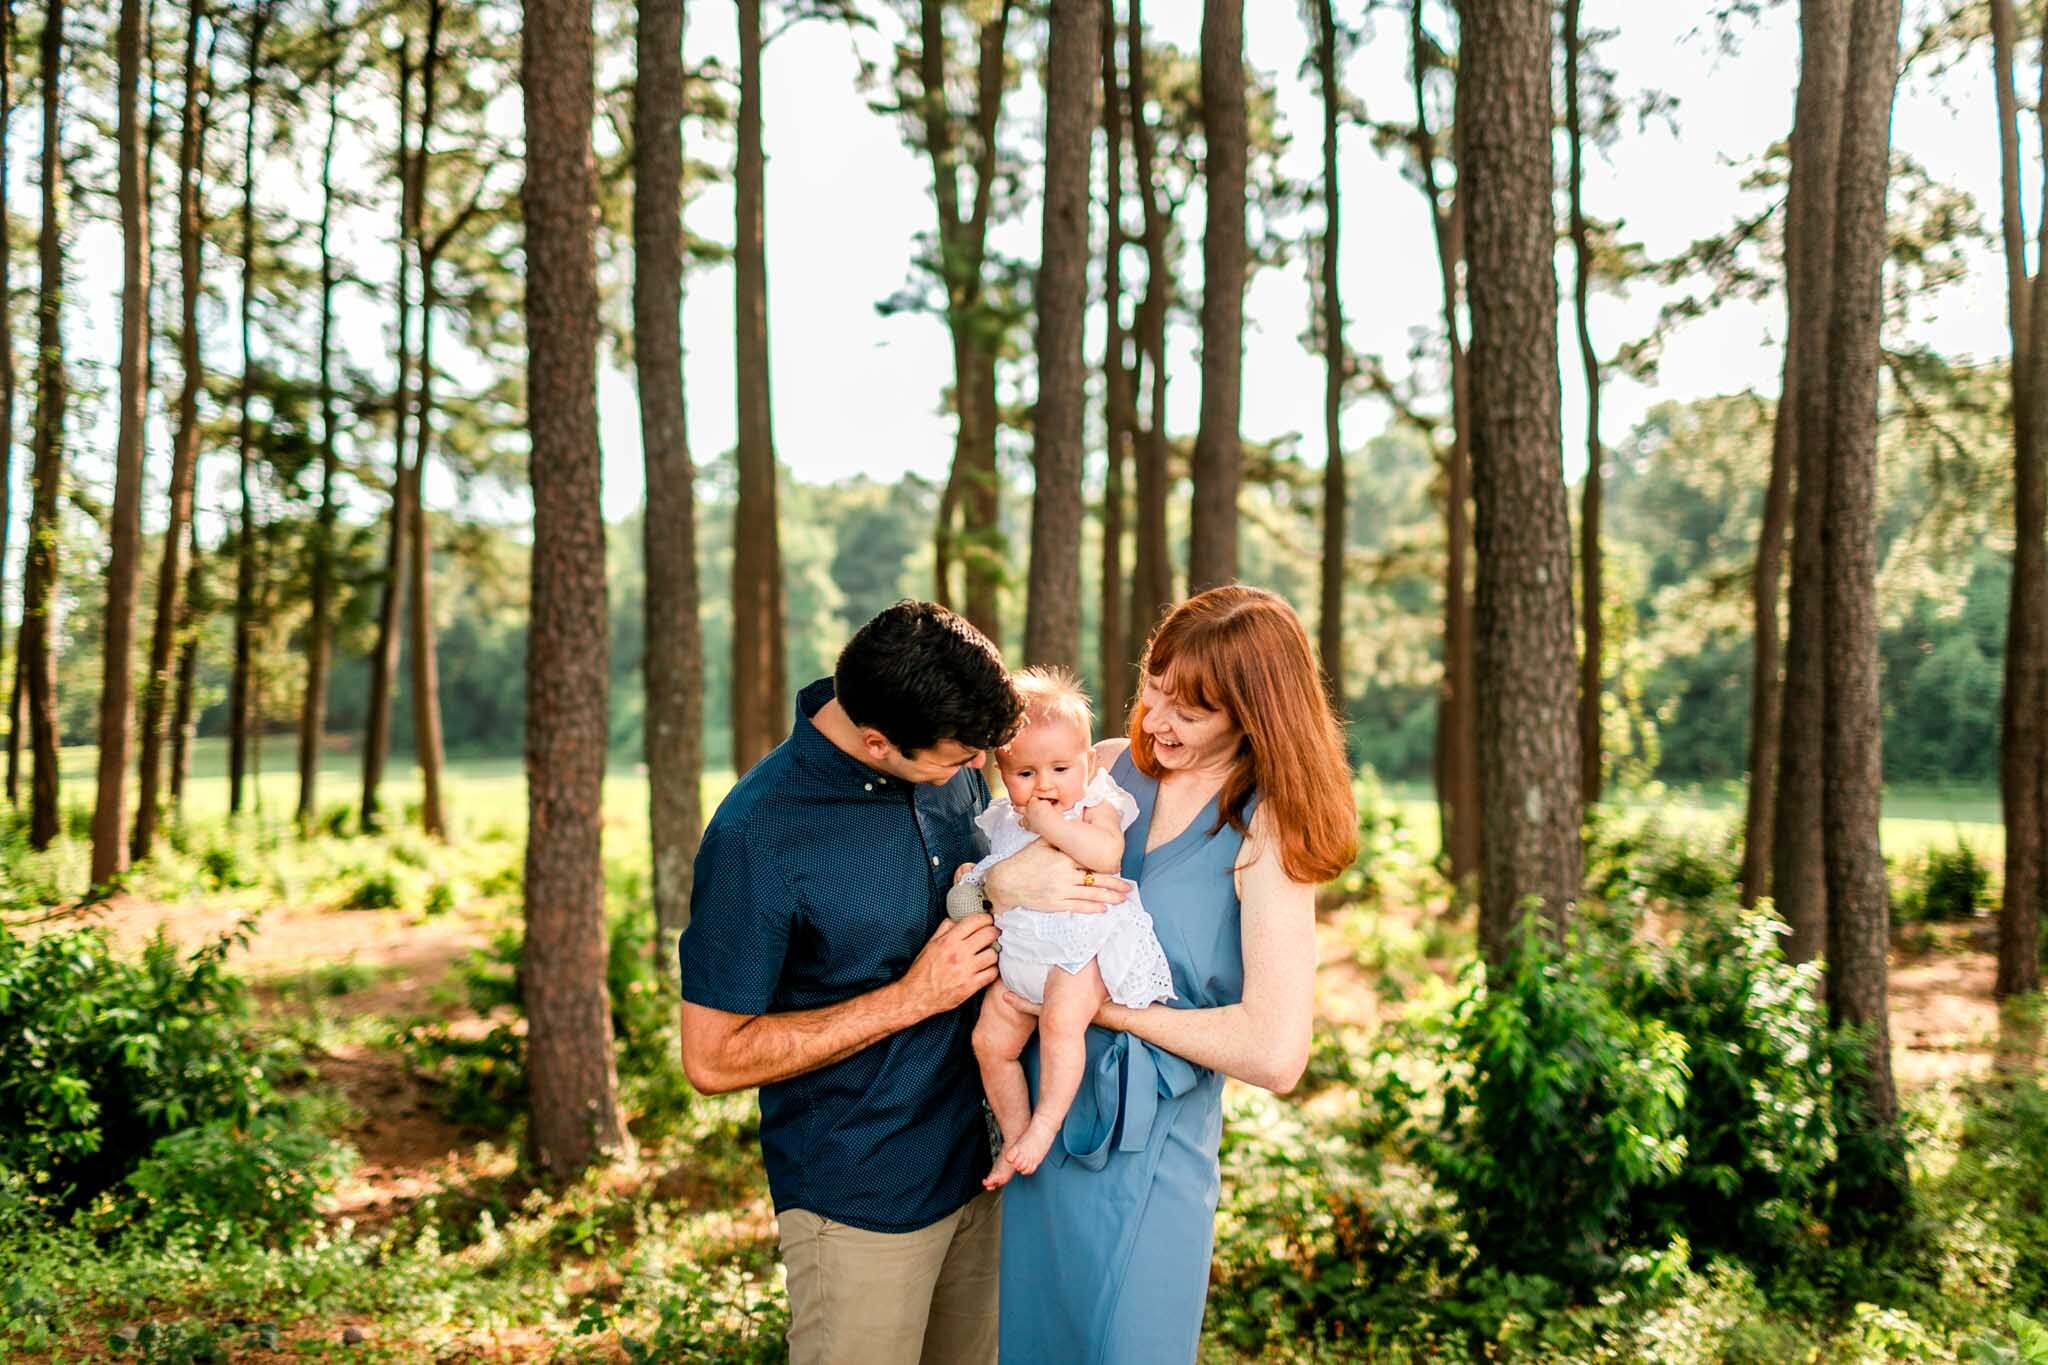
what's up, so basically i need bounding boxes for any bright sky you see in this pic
[9,0,2025,555]
[593,0,2013,523]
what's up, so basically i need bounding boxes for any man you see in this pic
[679,601,1126,1365]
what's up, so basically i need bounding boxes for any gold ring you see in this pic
[1081,871,1097,887]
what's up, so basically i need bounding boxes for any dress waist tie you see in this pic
[1056,1030,1206,1172]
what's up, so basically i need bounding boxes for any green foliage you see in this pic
[119,1118,353,1251]
[1894,838,1994,923]
[342,868,404,911]
[1585,808,1740,907]
[574,1257,790,1364]
[0,924,281,1209]
[106,1318,283,1363]
[1406,916,1692,1290]
[1620,907,1837,1262]
[198,845,256,892]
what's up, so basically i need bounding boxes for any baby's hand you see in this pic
[1019,799,1066,840]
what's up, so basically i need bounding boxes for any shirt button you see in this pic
[931,856,940,867]
[864,783,873,791]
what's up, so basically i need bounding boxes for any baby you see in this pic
[967,667,1176,1188]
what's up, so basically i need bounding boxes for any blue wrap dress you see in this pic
[998,749,1249,1364]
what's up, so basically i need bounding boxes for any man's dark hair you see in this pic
[835,602,1021,756]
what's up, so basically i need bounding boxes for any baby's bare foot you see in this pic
[982,1149,1024,1191]
[1002,1119,1059,1179]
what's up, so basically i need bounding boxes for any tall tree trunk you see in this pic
[1098,0,1130,725]
[297,0,339,833]
[1413,0,1479,885]
[407,0,448,839]
[227,2,270,817]
[919,0,1011,646]
[1187,0,1244,593]
[135,0,208,862]
[362,37,416,834]
[169,514,202,807]
[21,0,66,850]
[1821,0,1905,1210]
[1126,0,1173,645]
[1773,0,1848,965]
[635,0,702,970]
[1995,0,2045,999]
[732,0,786,773]
[1459,0,1582,964]
[1023,0,1097,670]
[1741,354,1796,904]
[1315,0,1345,703]
[521,0,628,1177]
[95,0,152,883]
[1563,0,1603,808]
[0,0,16,812]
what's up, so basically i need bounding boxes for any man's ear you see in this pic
[857,728,894,763]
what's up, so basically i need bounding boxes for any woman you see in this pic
[991,585,1358,1363]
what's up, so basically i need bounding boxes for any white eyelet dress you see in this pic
[971,768,1177,1009]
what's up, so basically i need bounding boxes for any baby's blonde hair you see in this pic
[999,666,1095,754]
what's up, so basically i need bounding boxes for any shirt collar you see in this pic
[791,677,902,795]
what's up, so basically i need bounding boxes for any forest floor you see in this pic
[5,749,2038,1361]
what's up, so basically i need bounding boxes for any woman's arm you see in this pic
[1084,811,1316,1093]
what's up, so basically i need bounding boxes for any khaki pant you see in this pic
[777,1190,1001,1365]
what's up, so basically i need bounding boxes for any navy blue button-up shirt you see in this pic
[678,677,992,1233]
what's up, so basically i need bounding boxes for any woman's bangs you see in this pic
[1150,629,1231,716]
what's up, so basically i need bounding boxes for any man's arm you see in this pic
[980,839,1131,914]
[680,914,1000,1094]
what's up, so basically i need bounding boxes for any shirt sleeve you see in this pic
[677,815,798,1016]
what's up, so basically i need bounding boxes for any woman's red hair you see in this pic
[1129,586,1358,885]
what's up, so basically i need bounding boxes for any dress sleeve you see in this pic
[976,795,1016,842]
[676,816,798,1016]
[1078,769,1142,832]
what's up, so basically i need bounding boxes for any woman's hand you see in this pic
[983,841,1129,915]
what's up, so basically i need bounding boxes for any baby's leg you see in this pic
[971,985,1038,1189]
[1000,960,1108,1180]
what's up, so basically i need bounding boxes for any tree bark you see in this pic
[94,0,151,883]
[1098,0,1131,725]
[297,0,340,833]
[1820,0,1905,1206]
[227,1,271,817]
[362,36,417,835]
[1994,0,2044,999]
[0,0,17,812]
[918,0,1012,646]
[134,0,207,862]
[1998,0,2048,1002]
[1773,0,1848,965]
[1413,0,1479,885]
[1458,0,1582,963]
[407,0,449,839]
[21,0,66,849]
[521,0,629,1176]
[1023,0,1097,671]
[1315,0,1344,704]
[1126,0,1174,647]
[634,0,703,970]
[169,515,202,807]
[732,0,787,773]
[1187,0,1244,593]
[1563,0,1603,809]
[1741,347,1796,905]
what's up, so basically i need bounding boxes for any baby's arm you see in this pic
[1027,800,1125,875]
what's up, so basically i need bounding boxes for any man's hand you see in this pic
[983,841,1129,915]
[897,913,1000,1017]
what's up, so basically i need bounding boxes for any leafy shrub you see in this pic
[119,1117,353,1250]
[1403,915,1690,1290]
[398,1022,526,1130]
[576,1257,790,1364]
[1585,811,1738,908]
[342,868,403,911]
[1330,768,1428,907]
[1894,839,1993,923]
[1621,905,1836,1262]
[317,804,354,839]
[424,879,457,916]
[198,845,255,892]
[477,860,522,898]
[0,924,280,1208]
